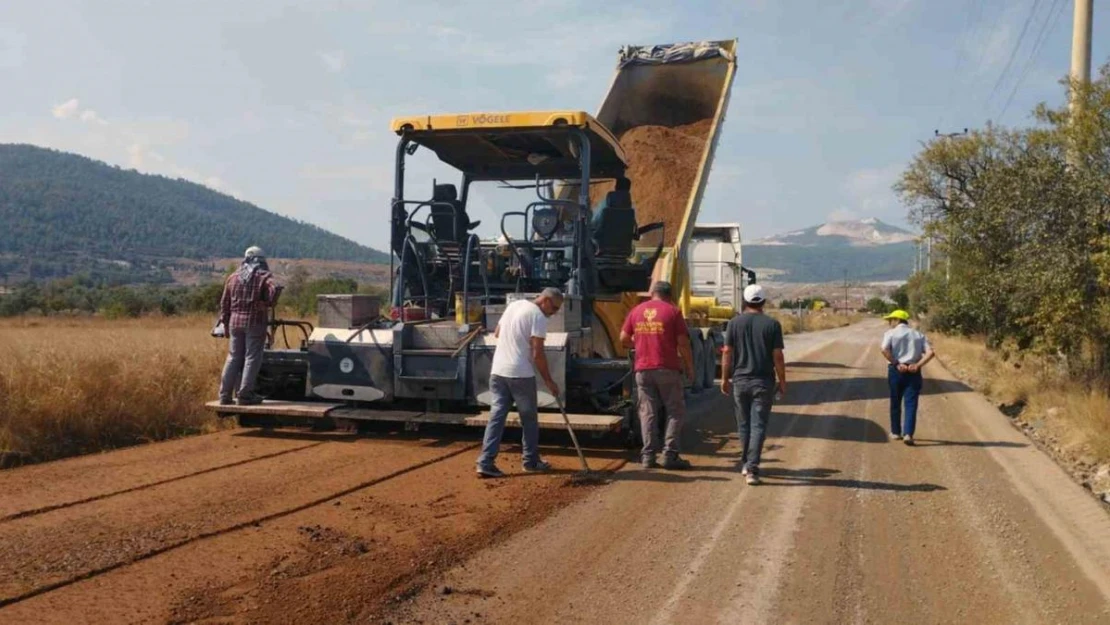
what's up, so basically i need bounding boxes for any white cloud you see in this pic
[53,99,109,125]
[79,109,108,125]
[127,143,145,168]
[52,98,80,119]
[317,50,345,73]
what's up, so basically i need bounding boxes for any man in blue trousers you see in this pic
[880,310,935,445]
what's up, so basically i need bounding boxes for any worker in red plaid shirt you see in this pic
[218,246,280,405]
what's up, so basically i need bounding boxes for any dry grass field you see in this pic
[933,334,1110,466]
[770,310,865,335]
[0,315,228,466]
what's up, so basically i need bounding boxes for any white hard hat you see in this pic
[244,246,265,259]
[743,283,766,304]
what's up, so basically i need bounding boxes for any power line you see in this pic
[990,0,1047,109]
[939,0,986,129]
[997,0,1068,120]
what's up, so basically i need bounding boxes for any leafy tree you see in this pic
[865,297,893,315]
[897,63,1110,375]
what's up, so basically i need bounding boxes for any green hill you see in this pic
[0,144,388,283]
[744,242,915,283]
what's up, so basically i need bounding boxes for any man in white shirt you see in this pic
[880,309,935,445]
[476,287,564,478]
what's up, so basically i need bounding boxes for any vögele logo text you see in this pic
[471,114,510,125]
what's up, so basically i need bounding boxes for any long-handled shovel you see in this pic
[555,397,604,484]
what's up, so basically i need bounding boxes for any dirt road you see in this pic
[1,321,1108,624]
[390,321,1110,625]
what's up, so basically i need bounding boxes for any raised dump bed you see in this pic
[590,41,737,264]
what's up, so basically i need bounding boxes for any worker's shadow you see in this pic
[611,471,731,484]
[759,467,947,492]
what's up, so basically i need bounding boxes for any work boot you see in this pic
[236,393,263,406]
[641,455,658,470]
[522,460,552,473]
[662,455,692,470]
[476,464,506,479]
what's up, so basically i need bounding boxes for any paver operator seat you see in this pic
[430,183,480,246]
[590,176,636,259]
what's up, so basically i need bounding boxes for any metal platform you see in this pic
[204,400,623,432]
[465,411,623,432]
[204,400,341,418]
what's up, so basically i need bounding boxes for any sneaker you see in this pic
[903,435,915,446]
[746,473,762,485]
[662,455,692,470]
[237,394,263,406]
[522,460,552,473]
[218,397,234,406]
[890,432,903,440]
[641,455,659,470]
[476,464,506,478]
[740,465,749,476]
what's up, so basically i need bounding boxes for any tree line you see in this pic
[0,271,384,319]
[897,62,1110,382]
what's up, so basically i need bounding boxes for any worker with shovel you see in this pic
[621,281,696,470]
[476,287,563,478]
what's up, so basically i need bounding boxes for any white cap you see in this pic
[743,283,766,304]
[245,245,265,259]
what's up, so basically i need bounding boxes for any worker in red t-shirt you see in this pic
[620,281,696,470]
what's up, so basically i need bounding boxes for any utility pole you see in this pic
[1068,0,1094,165]
[843,270,850,314]
[933,129,967,283]
[1070,0,1094,115]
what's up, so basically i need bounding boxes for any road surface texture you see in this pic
[388,321,1110,625]
[0,321,1107,624]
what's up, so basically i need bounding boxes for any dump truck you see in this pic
[208,40,739,441]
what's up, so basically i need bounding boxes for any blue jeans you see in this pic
[888,365,923,436]
[219,326,267,401]
[732,377,775,475]
[478,375,541,468]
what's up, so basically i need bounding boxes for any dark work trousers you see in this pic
[888,365,923,436]
[732,377,775,475]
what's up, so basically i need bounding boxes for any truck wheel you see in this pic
[688,331,706,392]
[703,341,716,389]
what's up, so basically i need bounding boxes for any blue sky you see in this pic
[1,0,1106,251]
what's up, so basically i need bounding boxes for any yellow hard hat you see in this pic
[884,309,911,321]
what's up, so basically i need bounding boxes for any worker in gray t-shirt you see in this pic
[880,310,935,445]
[720,284,785,485]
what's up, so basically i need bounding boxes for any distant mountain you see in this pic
[0,144,388,284]
[745,218,917,283]
[756,217,917,247]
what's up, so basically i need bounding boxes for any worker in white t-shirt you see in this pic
[476,287,564,478]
